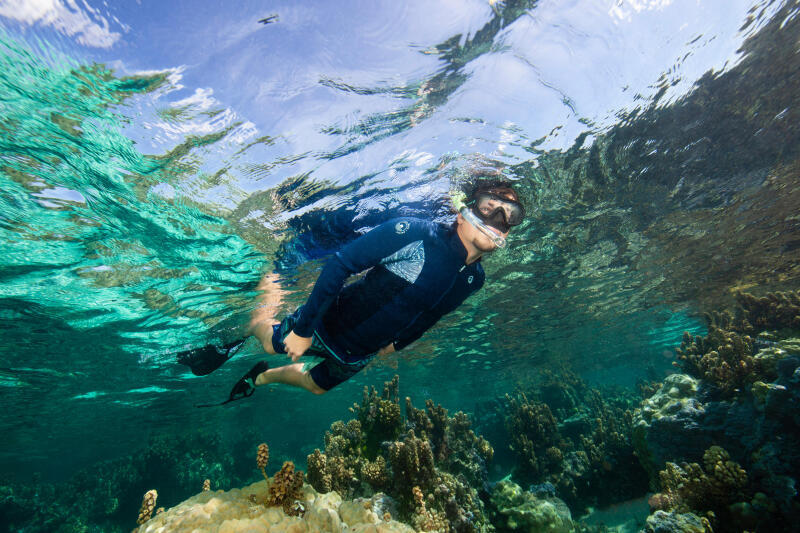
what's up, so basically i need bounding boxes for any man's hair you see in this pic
[468,179,521,204]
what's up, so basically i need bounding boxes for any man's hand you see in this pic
[284,330,312,362]
[377,343,396,356]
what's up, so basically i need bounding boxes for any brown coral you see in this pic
[257,442,269,481]
[202,479,210,492]
[136,489,158,525]
[735,290,800,334]
[504,392,565,482]
[351,376,403,458]
[652,445,748,522]
[267,461,306,517]
[388,430,436,493]
[309,375,493,531]
[360,455,389,490]
[307,420,362,497]
[677,326,759,396]
[410,486,449,532]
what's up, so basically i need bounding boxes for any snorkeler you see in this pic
[178,180,525,404]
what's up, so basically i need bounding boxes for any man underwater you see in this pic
[178,180,525,403]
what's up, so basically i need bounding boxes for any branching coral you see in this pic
[500,369,646,512]
[676,289,800,396]
[351,375,403,459]
[504,392,565,483]
[257,443,269,482]
[388,430,436,496]
[650,446,748,526]
[735,290,800,334]
[306,448,355,497]
[307,375,492,532]
[360,456,389,491]
[406,398,493,489]
[411,485,448,532]
[677,326,760,396]
[266,461,306,517]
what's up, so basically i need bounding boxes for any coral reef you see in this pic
[677,289,800,397]
[635,292,800,531]
[307,375,493,532]
[487,480,573,533]
[0,429,269,532]
[734,290,800,334]
[483,368,648,512]
[203,479,210,492]
[503,392,565,485]
[676,326,760,397]
[642,510,707,533]
[133,478,417,533]
[647,446,747,529]
[354,375,404,459]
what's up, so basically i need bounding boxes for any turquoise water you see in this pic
[1,0,799,531]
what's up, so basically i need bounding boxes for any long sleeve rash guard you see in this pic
[291,217,485,361]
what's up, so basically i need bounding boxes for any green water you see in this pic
[1,0,800,531]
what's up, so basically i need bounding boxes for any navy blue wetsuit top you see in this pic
[292,218,485,361]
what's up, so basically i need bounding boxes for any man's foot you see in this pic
[177,338,247,376]
[227,361,270,402]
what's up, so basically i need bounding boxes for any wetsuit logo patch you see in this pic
[468,275,474,284]
[394,221,410,234]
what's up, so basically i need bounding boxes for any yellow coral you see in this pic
[257,442,270,481]
[137,489,158,525]
[267,461,306,517]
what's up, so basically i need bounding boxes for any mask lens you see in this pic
[472,193,524,229]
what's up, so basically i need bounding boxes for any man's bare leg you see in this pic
[254,363,326,395]
[247,273,326,395]
[248,272,286,354]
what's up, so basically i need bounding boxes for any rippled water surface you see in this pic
[1,0,799,504]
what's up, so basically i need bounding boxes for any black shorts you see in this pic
[270,307,375,390]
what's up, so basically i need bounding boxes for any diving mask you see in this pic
[469,190,525,231]
[452,191,508,249]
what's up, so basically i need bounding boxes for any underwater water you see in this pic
[1,0,799,531]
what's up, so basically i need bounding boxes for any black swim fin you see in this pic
[177,338,247,376]
[195,360,269,408]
